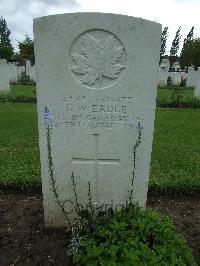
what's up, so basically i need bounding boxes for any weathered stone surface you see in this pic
[158,68,168,87]
[30,65,36,82]
[20,65,25,74]
[194,70,200,97]
[187,68,198,88]
[8,63,18,83]
[0,59,10,92]
[34,13,161,227]
[169,72,181,86]
[26,60,31,77]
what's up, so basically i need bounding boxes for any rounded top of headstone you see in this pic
[34,12,161,28]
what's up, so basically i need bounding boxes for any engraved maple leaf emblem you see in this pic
[71,33,125,86]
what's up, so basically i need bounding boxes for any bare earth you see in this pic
[0,189,199,266]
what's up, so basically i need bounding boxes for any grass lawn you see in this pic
[0,103,40,187]
[157,87,194,103]
[0,84,36,98]
[150,108,200,189]
[0,102,199,189]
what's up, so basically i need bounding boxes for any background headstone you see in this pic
[194,70,200,97]
[181,71,187,81]
[34,13,161,227]
[20,65,25,74]
[158,68,168,87]
[186,68,198,88]
[26,60,31,77]
[0,59,10,92]
[170,72,181,85]
[30,65,36,82]
[16,66,22,81]
[8,63,18,83]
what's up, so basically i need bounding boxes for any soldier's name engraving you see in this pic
[53,94,136,129]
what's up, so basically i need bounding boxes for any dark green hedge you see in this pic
[0,94,36,103]
[157,97,200,108]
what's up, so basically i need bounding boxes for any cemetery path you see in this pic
[0,189,199,266]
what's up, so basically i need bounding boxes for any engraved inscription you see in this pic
[52,94,137,130]
[69,30,127,89]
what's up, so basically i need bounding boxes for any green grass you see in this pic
[157,87,194,102]
[0,84,36,98]
[0,102,200,190]
[0,103,40,187]
[150,108,200,189]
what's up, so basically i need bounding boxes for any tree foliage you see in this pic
[0,16,13,60]
[160,26,168,64]
[180,26,194,70]
[18,35,34,64]
[169,26,181,69]
[184,26,194,45]
[180,38,200,71]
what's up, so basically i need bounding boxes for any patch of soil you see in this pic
[0,189,199,266]
[147,191,200,265]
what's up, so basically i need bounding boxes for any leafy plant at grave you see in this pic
[71,33,125,86]
[74,204,196,265]
[67,176,107,256]
[169,86,184,106]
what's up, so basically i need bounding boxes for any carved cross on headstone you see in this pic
[72,134,120,188]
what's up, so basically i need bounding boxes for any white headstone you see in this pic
[16,66,21,81]
[20,65,25,74]
[34,13,161,227]
[171,72,181,85]
[30,65,36,82]
[0,59,10,92]
[181,71,187,81]
[194,70,200,97]
[158,68,168,87]
[186,68,198,88]
[8,63,18,83]
[26,60,31,76]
